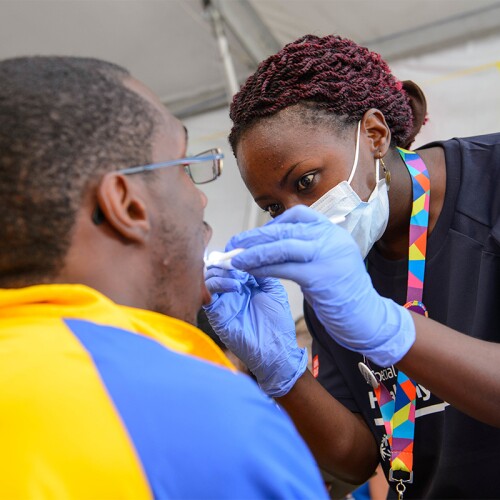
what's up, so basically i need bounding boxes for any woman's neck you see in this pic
[375,145,446,261]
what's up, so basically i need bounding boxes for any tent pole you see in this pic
[203,0,239,102]
[203,0,262,230]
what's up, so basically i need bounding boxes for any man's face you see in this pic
[128,79,212,324]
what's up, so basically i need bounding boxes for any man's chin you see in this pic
[201,282,213,306]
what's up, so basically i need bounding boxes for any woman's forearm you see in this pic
[396,312,500,427]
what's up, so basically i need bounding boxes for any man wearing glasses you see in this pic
[0,56,326,498]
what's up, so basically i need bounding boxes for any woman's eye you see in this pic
[265,203,283,218]
[297,173,315,191]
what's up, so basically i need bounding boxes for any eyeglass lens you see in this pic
[186,149,221,184]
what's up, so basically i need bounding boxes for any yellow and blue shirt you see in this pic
[0,284,326,499]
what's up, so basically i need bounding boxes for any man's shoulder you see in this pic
[1,314,327,498]
[64,317,326,498]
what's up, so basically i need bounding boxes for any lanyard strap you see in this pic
[373,148,431,493]
[399,148,431,309]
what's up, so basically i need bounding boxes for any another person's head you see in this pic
[228,34,427,254]
[0,56,218,324]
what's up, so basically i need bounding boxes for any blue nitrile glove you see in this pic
[228,205,416,367]
[203,267,308,397]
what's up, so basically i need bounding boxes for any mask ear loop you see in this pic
[347,121,362,185]
[374,155,381,194]
[348,121,389,196]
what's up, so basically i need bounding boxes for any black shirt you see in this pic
[306,133,500,498]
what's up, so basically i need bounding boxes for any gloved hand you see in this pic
[203,267,308,397]
[228,205,416,367]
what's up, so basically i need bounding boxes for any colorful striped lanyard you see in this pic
[374,148,430,500]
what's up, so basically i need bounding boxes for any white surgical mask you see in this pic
[310,121,389,259]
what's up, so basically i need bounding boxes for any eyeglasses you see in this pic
[92,148,223,225]
[119,148,223,184]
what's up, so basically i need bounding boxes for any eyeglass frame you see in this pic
[119,147,224,184]
[92,148,223,225]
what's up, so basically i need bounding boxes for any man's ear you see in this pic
[362,108,391,157]
[95,172,151,244]
[401,80,427,149]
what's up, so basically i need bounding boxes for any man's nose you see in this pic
[198,188,208,208]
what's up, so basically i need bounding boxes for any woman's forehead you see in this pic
[237,116,345,162]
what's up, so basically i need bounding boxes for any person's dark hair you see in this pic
[0,56,160,287]
[229,34,414,153]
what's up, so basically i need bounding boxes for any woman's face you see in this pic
[235,111,377,218]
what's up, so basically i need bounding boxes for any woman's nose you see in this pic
[287,198,307,211]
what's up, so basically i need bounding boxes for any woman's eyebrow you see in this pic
[280,158,312,188]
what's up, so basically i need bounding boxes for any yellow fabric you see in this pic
[0,284,233,499]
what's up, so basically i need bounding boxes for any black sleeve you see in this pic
[305,301,363,413]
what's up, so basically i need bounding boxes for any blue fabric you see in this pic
[352,482,370,500]
[66,318,326,499]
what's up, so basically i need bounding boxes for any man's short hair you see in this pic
[0,56,160,287]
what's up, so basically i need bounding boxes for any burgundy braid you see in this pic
[229,34,413,152]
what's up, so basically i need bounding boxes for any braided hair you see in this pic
[229,34,413,152]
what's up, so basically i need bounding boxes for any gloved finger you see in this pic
[255,276,290,303]
[253,275,286,294]
[229,220,326,250]
[205,267,249,282]
[205,276,243,295]
[243,263,306,283]
[253,275,283,290]
[271,204,328,224]
[232,239,317,271]
[225,205,322,252]
[247,255,369,293]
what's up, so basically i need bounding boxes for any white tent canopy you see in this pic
[2,0,500,317]
[2,0,498,115]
